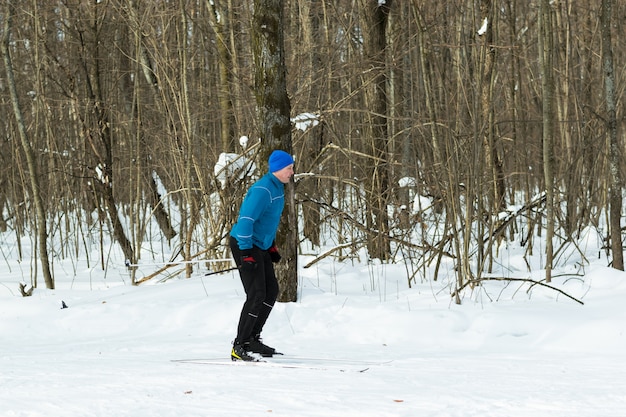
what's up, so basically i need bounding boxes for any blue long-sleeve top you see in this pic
[230,173,285,251]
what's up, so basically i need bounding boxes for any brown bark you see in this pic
[252,0,297,302]
[601,0,624,271]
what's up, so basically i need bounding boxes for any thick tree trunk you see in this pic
[252,0,297,302]
[359,0,392,261]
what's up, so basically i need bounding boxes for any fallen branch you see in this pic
[452,276,584,305]
[134,248,212,285]
[303,241,362,269]
[485,192,547,244]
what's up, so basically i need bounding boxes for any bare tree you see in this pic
[206,0,237,152]
[358,0,393,261]
[600,0,624,271]
[82,4,135,265]
[539,0,556,282]
[121,0,177,244]
[478,0,506,214]
[292,0,325,248]
[1,1,54,289]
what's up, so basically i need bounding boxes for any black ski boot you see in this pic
[231,341,257,361]
[248,335,277,357]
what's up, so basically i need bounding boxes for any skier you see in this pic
[229,150,295,361]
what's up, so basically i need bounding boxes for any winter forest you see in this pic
[1,0,624,302]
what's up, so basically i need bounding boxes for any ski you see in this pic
[171,357,374,372]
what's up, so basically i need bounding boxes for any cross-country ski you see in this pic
[170,356,384,373]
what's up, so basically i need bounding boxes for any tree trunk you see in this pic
[359,0,392,261]
[206,0,236,152]
[478,0,506,213]
[600,0,624,271]
[124,0,177,242]
[299,0,323,248]
[82,2,135,265]
[252,0,297,302]
[539,0,556,282]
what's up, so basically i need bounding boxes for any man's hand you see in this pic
[268,245,281,263]
[240,249,257,272]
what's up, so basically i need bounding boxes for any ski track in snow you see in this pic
[2,347,624,416]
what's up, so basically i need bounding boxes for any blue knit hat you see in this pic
[268,150,294,172]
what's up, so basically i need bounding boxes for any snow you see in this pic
[1,145,625,417]
[398,177,417,188]
[1,238,625,416]
[239,135,249,149]
[214,152,256,188]
[292,112,319,132]
[413,194,433,214]
[478,17,489,36]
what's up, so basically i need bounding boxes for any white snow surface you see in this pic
[1,246,626,416]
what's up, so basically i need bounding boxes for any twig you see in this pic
[204,266,238,276]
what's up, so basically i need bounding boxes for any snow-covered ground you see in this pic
[1,240,626,416]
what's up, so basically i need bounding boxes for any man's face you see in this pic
[273,164,294,184]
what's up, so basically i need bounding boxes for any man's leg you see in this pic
[236,267,267,344]
[230,237,267,344]
[247,250,280,356]
[251,250,279,336]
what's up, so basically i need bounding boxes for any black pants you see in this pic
[229,236,279,344]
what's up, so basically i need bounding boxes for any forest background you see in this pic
[0,1,624,302]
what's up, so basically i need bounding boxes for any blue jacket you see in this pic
[230,173,285,251]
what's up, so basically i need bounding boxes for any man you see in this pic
[229,149,295,361]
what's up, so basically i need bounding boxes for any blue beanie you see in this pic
[268,150,294,172]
